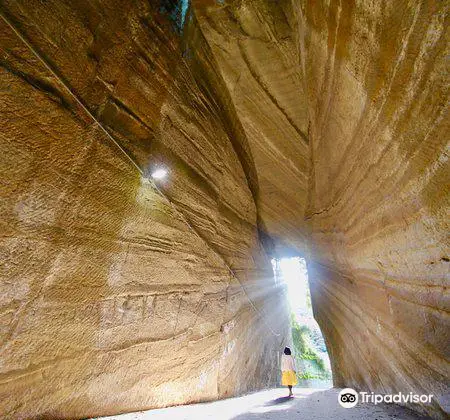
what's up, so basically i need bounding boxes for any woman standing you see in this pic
[281,347,297,397]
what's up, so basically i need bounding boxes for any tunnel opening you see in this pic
[272,257,332,388]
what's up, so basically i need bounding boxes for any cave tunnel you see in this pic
[0,0,449,419]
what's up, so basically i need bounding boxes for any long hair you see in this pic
[284,347,291,355]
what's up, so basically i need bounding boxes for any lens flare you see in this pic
[151,168,168,180]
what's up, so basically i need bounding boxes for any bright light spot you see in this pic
[151,168,167,180]
[278,257,309,314]
[249,404,292,414]
[273,257,333,378]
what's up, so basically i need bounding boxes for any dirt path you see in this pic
[95,388,428,419]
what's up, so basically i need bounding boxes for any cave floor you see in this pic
[95,388,427,419]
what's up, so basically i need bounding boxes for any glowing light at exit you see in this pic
[151,168,168,180]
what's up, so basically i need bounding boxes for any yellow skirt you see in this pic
[281,370,298,386]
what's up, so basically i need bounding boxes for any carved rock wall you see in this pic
[293,1,449,418]
[190,0,449,418]
[0,1,289,418]
[192,0,311,252]
[0,0,449,419]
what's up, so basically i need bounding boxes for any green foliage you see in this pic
[159,0,189,32]
[298,372,322,380]
[290,313,331,380]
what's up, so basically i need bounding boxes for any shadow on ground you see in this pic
[96,388,429,420]
[265,396,293,406]
[231,389,428,420]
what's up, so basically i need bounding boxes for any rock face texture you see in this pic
[191,1,449,418]
[295,2,450,419]
[0,1,289,418]
[192,0,311,253]
[0,0,449,419]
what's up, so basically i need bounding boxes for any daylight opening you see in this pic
[272,257,333,388]
[159,0,190,32]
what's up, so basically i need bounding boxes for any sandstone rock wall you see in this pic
[192,0,311,253]
[0,1,289,418]
[292,0,449,418]
[1,0,449,419]
[189,0,449,418]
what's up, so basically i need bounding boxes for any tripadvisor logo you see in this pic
[338,388,434,408]
[339,388,358,408]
